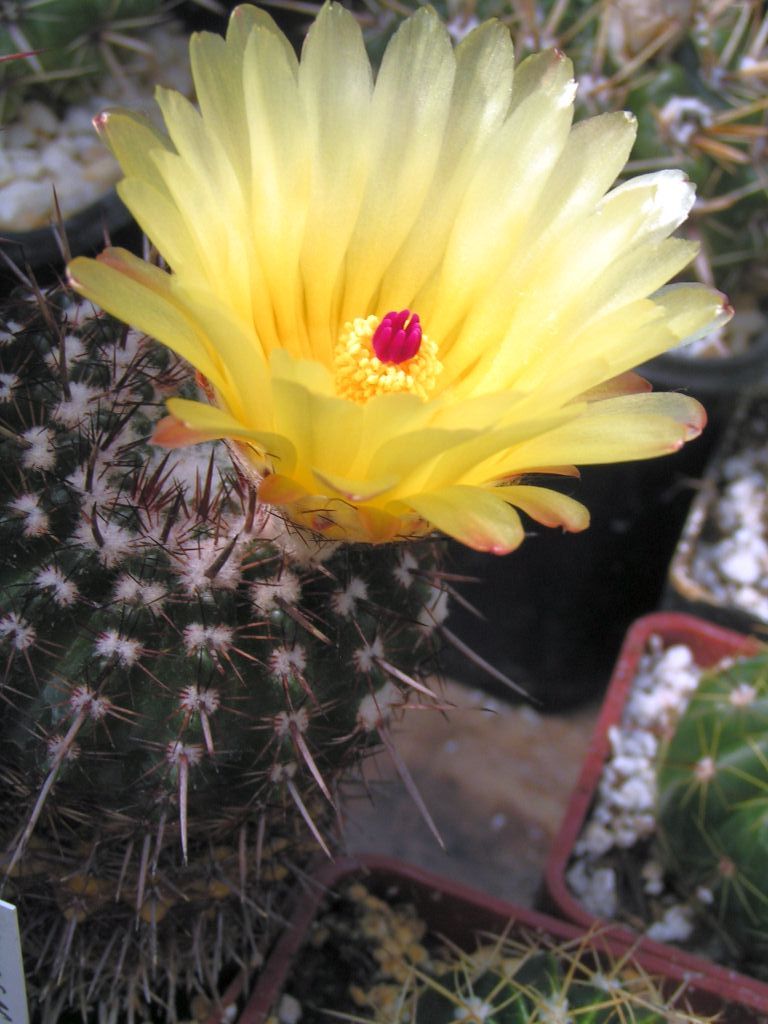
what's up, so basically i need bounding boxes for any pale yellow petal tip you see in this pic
[685,399,707,440]
[718,295,735,325]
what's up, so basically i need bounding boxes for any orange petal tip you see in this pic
[258,474,309,505]
[152,415,207,448]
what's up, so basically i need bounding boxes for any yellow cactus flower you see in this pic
[68,3,729,552]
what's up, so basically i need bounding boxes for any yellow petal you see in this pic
[242,24,312,355]
[508,392,706,468]
[493,485,590,531]
[367,427,478,488]
[117,179,201,277]
[165,398,297,473]
[406,486,525,554]
[378,18,515,312]
[258,473,310,505]
[340,7,456,319]
[189,28,251,189]
[68,249,227,394]
[298,3,373,365]
[312,468,399,502]
[94,108,174,194]
[654,283,733,346]
[432,49,576,348]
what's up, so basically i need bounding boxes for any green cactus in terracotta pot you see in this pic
[0,283,447,1021]
[655,651,768,967]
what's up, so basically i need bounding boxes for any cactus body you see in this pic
[415,948,671,1024]
[656,653,768,964]
[0,286,447,1022]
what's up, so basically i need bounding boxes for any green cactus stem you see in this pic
[656,651,768,968]
[0,283,449,1022]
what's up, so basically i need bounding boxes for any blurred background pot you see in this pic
[543,611,767,1015]
[665,389,768,635]
[236,853,746,1024]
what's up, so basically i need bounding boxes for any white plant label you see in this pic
[0,901,28,1024]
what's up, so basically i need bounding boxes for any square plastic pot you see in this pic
[231,851,758,1024]
[543,611,767,1016]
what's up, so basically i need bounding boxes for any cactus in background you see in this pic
[0,283,447,1022]
[308,881,705,1024]
[0,0,174,119]
[656,652,768,968]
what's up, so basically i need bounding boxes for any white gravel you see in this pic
[567,637,704,938]
[688,410,768,622]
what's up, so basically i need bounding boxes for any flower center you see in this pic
[372,309,422,363]
[334,311,442,404]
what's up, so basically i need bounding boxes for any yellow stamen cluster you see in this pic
[334,315,442,404]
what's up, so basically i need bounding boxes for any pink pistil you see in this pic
[372,310,422,364]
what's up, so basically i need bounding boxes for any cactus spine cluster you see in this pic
[307,881,706,1024]
[0,283,448,1023]
[656,652,768,970]
[0,0,170,119]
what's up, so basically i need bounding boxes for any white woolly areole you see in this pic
[729,682,758,707]
[269,644,307,678]
[9,493,50,537]
[179,685,221,715]
[263,516,338,566]
[694,755,716,782]
[0,321,20,345]
[418,587,450,632]
[94,629,141,666]
[332,577,368,618]
[69,685,111,720]
[0,372,17,401]
[165,741,204,766]
[357,681,402,731]
[173,536,243,594]
[394,551,418,588]
[354,635,385,674]
[0,612,36,650]
[658,96,713,145]
[73,517,136,569]
[60,332,87,362]
[250,570,302,611]
[21,426,56,470]
[36,566,78,606]
[67,458,119,505]
[113,575,166,608]
[183,623,234,654]
[270,761,297,783]
[47,735,81,763]
[274,708,310,737]
[453,997,495,1022]
[52,381,97,428]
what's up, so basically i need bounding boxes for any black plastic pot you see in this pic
[640,319,768,433]
[442,427,720,711]
[0,189,138,286]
